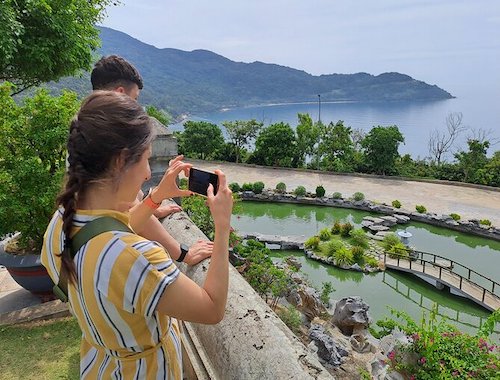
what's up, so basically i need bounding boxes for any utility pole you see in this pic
[317,94,321,171]
[318,94,321,123]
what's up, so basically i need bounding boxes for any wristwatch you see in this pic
[176,243,189,262]
[143,187,161,210]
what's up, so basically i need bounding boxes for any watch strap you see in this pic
[143,187,161,210]
[176,244,189,262]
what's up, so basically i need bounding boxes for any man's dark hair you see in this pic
[91,55,144,91]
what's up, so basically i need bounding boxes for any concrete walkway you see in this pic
[187,160,500,227]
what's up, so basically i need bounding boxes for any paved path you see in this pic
[186,160,500,227]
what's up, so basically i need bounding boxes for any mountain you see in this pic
[48,26,453,117]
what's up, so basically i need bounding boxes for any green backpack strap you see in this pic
[53,216,132,302]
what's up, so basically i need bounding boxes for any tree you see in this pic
[222,119,263,163]
[146,105,171,126]
[318,120,355,172]
[361,125,405,175]
[454,139,490,183]
[0,0,116,94]
[181,121,224,160]
[254,122,296,167]
[295,113,319,167]
[428,112,466,165]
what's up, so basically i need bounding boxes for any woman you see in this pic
[42,91,233,379]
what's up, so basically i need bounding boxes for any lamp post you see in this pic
[317,94,321,123]
[316,94,322,170]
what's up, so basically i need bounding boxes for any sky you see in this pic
[101,0,500,96]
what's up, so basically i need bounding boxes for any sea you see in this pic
[169,83,499,161]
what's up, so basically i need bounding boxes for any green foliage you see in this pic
[392,199,402,208]
[350,245,365,263]
[304,236,320,250]
[241,182,253,191]
[145,105,171,125]
[383,306,500,380]
[277,305,302,333]
[179,177,188,189]
[388,242,410,259]
[352,192,365,201]
[450,213,461,221]
[253,122,296,167]
[454,139,490,183]
[181,121,224,160]
[334,247,354,266]
[320,282,335,305]
[480,219,492,226]
[365,256,379,269]
[361,125,405,175]
[0,0,115,93]
[0,85,80,251]
[332,192,343,199]
[182,194,214,239]
[318,120,355,172]
[275,182,287,193]
[293,185,307,197]
[228,182,241,192]
[315,185,326,198]
[340,222,354,237]
[295,113,320,167]
[349,228,369,248]
[326,240,345,258]
[415,204,427,213]
[252,181,265,194]
[222,119,262,163]
[381,233,401,251]
[331,220,342,234]
[318,228,331,241]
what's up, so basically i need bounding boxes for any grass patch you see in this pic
[0,317,81,380]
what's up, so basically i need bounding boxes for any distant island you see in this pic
[45,26,453,117]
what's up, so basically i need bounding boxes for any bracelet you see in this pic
[143,187,161,210]
[176,243,189,262]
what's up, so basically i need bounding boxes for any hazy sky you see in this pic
[102,0,500,95]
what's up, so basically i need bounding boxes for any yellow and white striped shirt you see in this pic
[42,208,182,379]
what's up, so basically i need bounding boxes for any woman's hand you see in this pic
[153,155,192,201]
[206,170,233,230]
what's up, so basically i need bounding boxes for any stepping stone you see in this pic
[393,214,410,223]
[368,225,390,232]
[375,231,392,238]
[361,220,374,228]
[380,216,398,226]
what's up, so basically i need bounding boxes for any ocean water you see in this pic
[170,83,500,161]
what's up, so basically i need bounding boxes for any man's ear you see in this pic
[115,86,127,94]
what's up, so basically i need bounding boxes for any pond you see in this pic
[231,201,500,340]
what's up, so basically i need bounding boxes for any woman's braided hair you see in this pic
[57,91,154,282]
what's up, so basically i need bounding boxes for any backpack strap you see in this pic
[53,217,132,302]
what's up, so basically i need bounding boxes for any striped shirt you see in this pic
[41,208,182,379]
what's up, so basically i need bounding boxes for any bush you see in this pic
[320,282,335,305]
[319,228,331,241]
[353,192,365,201]
[382,233,401,251]
[450,213,461,221]
[365,256,379,269]
[392,199,402,208]
[294,185,307,196]
[228,182,241,192]
[315,185,326,198]
[331,220,342,235]
[326,240,345,258]
[415,204,427,213]
[276,305,302,333]
[351,245,365,263]
[304,236,320,250]
[334,247,354,266]
[480,219,492,226]
[340,222,354,237]
[241,182,253,191]
[388,242,409,259]
[349,228,369,248]
[252,181,265,194]
[332,192,342,199]
[275,182,287,193]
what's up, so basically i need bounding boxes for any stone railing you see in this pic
[160,205,332,379]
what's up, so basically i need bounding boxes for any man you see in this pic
[90,55,213,265]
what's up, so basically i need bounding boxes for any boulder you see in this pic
[380,216,398,226]
[285,256,302,270]
[309,323,349,368]
[287,286,328,320]
[392,214,410,223]
[332,296,372,335]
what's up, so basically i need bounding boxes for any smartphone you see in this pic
[188,168,219,196]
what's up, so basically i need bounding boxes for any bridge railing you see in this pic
[382,250,500,303]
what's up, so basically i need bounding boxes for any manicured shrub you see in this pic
[450,213,461,221]
[340,222,354,237]
[275,182,287,193]
[415,204,427,213]
[382,233,401,251]
[353,192,365,201]
[388,242,409,259]
[326,240,345,257]
[349,228,369,248]
[392,199,402,208]
[241,182,253,191]
[332,192,342,199]
[334,247,354,266]
[305,236,320,250]
[480,219,492,226]
[228,182,241,192]
[319,228,331,241]
[351,245,365,263]
[294,185,307,196]
[331,220,342,235]
[252,181,265,194]
[315,185,326,198]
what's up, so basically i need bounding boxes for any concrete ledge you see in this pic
[0,299,70,326]
[161,208,332,379]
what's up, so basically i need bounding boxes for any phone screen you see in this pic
[188,168,219,196]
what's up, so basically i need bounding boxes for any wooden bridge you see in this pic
[381,250,500,312]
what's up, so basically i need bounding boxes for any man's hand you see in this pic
[154,204,182,219]
[183,240,214,266]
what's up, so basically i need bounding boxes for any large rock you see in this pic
[332,296,372,335]
[309,323,349,368]
[287,286,328,320]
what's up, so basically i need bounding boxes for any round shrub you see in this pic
[315,185,326,198]
[334,247,354,266]
[450,213,461,221]
[319,228,331,241]
[480,219,492,226]
[305,236,320,250]
[351,245,365,263]
[331,220,342,235]
[294,185,307,196]
[340,222,354,237]
[349,228,369,248]
[353,192,365,201]
[275,182,287,193]
[326,240,345,258]
[392,199,402,208]
[252,181,265,194]
[415,204,427,213]
[228,182,241,192]
[332,192,342,199]
[241,182,253,191]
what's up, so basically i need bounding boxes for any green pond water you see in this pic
[231,201,500,339]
